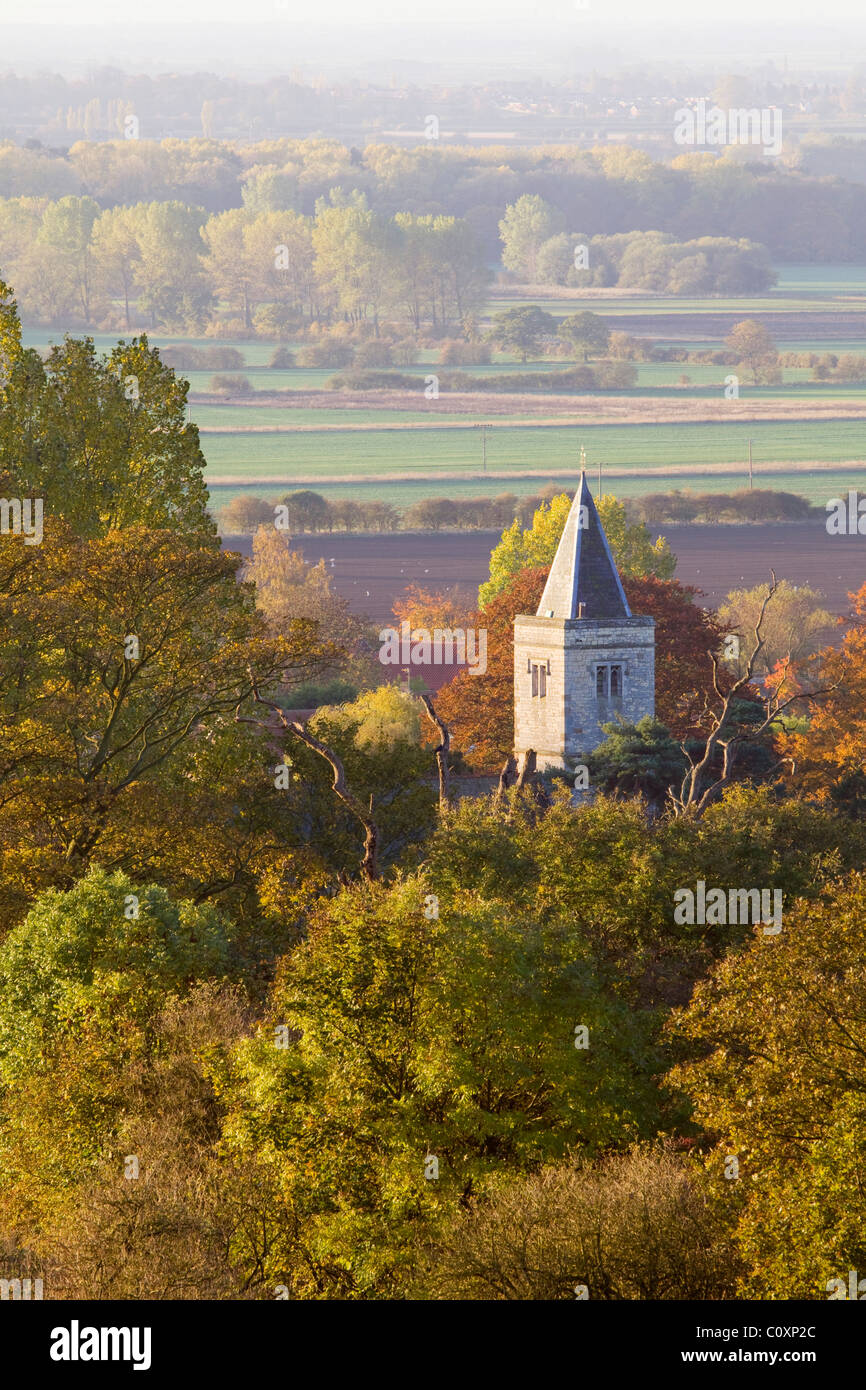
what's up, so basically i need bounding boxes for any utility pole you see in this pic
[748,437,753,490]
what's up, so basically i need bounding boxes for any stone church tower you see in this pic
[513,473,655,772]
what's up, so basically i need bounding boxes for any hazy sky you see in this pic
[1,0,863,23]
[2,0,864,81]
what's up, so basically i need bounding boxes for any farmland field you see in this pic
[223,521,866,625]
[20,264,866,515]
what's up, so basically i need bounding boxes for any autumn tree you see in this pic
[779,580,866,807]
[718,579,834,677]
[724,318,778,383]
[220,495,275,533]
[669,871,866,1297]
[436,567,547,771]
[427,1148,736,1300]
[392,583,476,633]
[670,574,840,816]
[0,521,329,921]
[218,871,660,1296]
[624,576,729,739]
[479,493,675,607]
[243,524,378,693]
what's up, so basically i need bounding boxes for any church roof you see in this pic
[535,472,632,620]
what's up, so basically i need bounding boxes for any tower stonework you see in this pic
[513,473,655,771]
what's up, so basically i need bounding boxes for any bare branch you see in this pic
[241,673,379,881]
[419,692,451,809]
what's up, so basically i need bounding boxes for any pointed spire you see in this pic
[536,471,631,620]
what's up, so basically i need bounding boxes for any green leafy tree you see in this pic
[0,327,215,540]
[558,310,611,362]
[134,200,212,331]
[587,717,688,811]
[92,205,142,329]
[489,305,556,362]
[0,869,236,1220]
[220,873,660,1296]
[499,195,565,281]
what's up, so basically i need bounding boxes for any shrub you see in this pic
[283,677,359,710]
[210,374,253,395]
[296,341,354,368]
[326,370,420,390]
[202,346,245,370]
[353,340,395,367]
[426,1148,736,1300]
[390,337,419,366]
[268,346,296,369]
[593,360,638,389]
[439,339,492,366]
[219,495,275,533]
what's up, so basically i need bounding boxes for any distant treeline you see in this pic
[329,362,639,393]
[633,489,816,524]
[0,195,487,335]
[0,191,779,340]
[219,486,817,535]
[2,137,866,265]
[501,212,775,294]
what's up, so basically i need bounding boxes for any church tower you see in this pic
[513,473,655,772]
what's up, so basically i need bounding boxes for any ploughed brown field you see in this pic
[224,522,866,692]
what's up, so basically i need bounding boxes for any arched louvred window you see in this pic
[595,664,624,698]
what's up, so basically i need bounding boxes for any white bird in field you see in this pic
[366,590,370,596]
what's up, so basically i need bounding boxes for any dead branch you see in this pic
[419,692,451,809]
[671,572,842,816]
[239,674,379,881]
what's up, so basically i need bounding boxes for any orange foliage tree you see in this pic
[432,569,730,772]
[778,582,866,805]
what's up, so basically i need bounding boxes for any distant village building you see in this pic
[513,472,655,772]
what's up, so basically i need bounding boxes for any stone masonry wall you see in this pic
[515,615,655,770]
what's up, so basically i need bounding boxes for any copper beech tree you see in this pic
[429,570,733,773]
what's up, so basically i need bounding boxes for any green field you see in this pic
[202,419,866,509]
[20,265,866,516]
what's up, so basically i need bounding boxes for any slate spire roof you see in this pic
[535,471,632,620]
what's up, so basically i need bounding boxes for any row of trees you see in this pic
[0,191,487,333]
[4,136,866,261]
[500,198,776,293]
[219,486,818,536]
